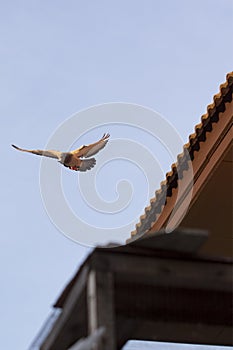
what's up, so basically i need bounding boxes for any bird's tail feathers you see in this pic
[79,158,96,171]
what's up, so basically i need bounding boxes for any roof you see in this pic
[131,72,233,238]
[39,230,233,349]
[54,229,231,310]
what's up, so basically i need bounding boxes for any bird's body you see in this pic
[12,133,110,172]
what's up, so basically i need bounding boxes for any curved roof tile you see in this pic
[132,72,233,237]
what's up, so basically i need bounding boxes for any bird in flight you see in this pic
[12,133,110,171]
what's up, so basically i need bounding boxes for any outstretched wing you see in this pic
[79,158,96,171]
[71,133,110,158]
[12,144,61,159]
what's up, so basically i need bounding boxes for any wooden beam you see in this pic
[117,318,233,347]
[129,229,208,253]
[87,270,116,350]
[68,327,105,350]
[41,266,89,350]
[91,251,233,292]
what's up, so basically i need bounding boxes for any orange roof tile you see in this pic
[131,72,233,238]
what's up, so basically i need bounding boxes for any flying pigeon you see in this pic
[12,133,110,171]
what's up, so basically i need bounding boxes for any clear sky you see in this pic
[1,1,232,349]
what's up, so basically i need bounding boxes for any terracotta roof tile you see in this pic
[131,72,233,238]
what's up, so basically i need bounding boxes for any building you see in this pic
[131,72,233,258]
[31,72,233,350]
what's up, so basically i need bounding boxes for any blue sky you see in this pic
[1,1,232,349]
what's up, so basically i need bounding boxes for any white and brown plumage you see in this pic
[12,133,110,171]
